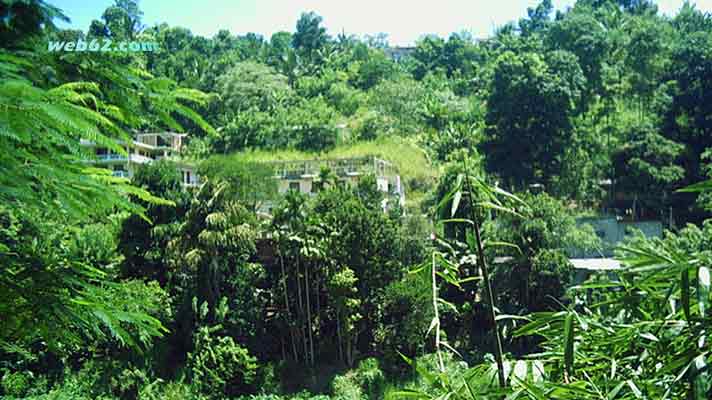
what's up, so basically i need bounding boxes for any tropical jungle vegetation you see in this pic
[1,0,711,399]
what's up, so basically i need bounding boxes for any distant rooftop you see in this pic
[384,46,415,61]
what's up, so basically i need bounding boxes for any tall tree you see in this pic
[519,0,554,37]
[483,50,586,192]
[89,0,144,40]
[613,123,685,217]
[0,0,68,46]
[292,11,329,59]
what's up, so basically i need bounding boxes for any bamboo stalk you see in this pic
[432,252,445,372]
[462,157,507,388]
[305,258,314,366]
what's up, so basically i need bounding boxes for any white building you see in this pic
[80,132,199,187]
[261,156,406,214]
[384,46,415,62]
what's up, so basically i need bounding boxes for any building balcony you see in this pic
[95,154,127,162]
[112,170,131,178]
[268,156,395,180]
[130,154,153,163]
[94,153,153,164]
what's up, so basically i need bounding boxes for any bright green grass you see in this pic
[233,137,439,208]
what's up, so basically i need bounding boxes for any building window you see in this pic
[289,181,300,191]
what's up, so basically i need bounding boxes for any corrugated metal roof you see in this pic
[569,258,621,270]
[492,256,621,271]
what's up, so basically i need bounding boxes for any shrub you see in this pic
[529,249,574,310]
[330,374,364,400]
[353,358,385,399]
[355,112,391,141]
[328,358,385,400]
[327,82,363,116]
[2,370,33,397]
[138,379,205,400]
[23,370,113,400]
[386,353,469,397]
[45,359,153,400]
[188,326,259,399]
[110,365,150,400]
[255,362,281,395]
[374,274,432,374]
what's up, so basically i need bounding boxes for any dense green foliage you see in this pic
[2,0,712,399]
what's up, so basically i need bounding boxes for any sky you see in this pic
[52,0,712,46]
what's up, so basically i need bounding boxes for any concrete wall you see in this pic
[574,217,663,257]
[263,174,405,214]
[278,179,314,194]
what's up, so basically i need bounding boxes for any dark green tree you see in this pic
[118,161,189,283]
[519,0,554,37]
[89,0,145,40]
[292,12,329,59]
[613,123,685,216]
[483,50,585,191]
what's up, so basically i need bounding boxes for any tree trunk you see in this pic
[279,251,298,362]
[315,271,321,337]
[296,257,307,363]
[315,272,321,361]
[281,335,286,361]
[336,309,343,363]
[347,330,356,367]
[305,260,314,366]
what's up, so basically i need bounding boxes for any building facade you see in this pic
[572,216,663,257]
[261,156,405,213]
[81,132,199,187]
[82,136,405,214]
[384,46,415,62]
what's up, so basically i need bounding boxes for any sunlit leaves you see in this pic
[500,222,712,399]
[563,312,575,378]
[699,266,710,317]
[0,206,169,352]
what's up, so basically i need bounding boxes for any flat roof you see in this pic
[569,258,621,270]
[134,132,187,137]
[263,155,392,165]
[492,256,621,271]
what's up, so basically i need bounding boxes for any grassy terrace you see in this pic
[231,136,439,208]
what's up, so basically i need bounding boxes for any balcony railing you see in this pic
[95,153,153,164]
[130,154,153,163]
[267,156,396,180]
[183,177,201,187]
[112,170,131,178]
[96,154,126,161]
